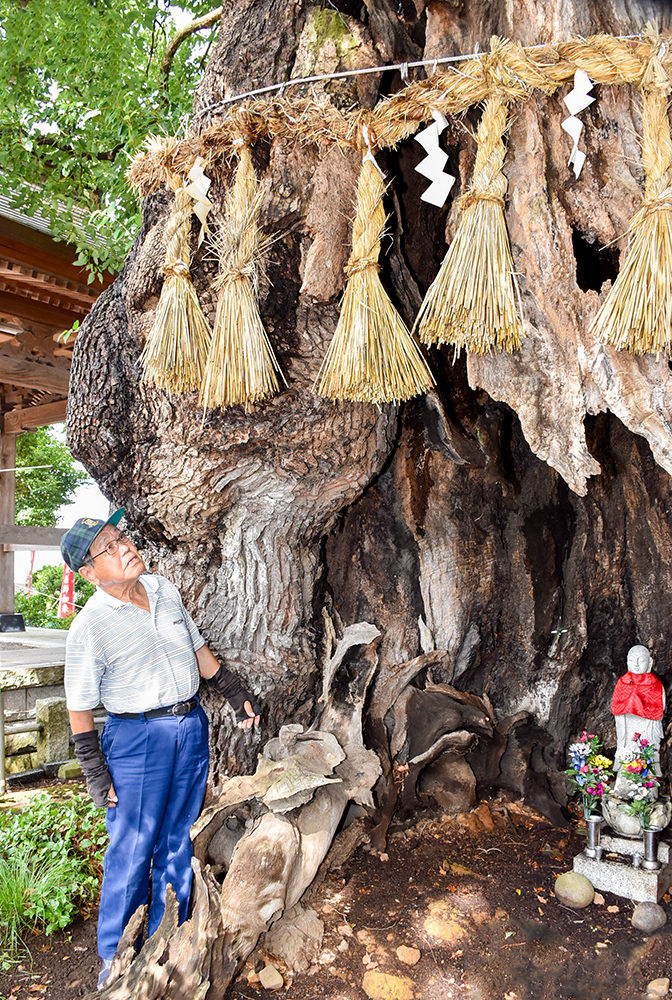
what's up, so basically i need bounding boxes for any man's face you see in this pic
[78,525,146,588]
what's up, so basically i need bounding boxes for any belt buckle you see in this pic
[171,702,184,716]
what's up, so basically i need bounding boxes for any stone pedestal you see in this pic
[601,833,671,865]
[35,697,70,765]
[573,838,672,903]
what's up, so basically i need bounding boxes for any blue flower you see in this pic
[576,774,587,787]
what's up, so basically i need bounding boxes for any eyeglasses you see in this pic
[88,532,129,562]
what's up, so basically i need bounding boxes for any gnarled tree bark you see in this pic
[69,1,672,996]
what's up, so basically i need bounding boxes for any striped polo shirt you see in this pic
[64,574,205,714]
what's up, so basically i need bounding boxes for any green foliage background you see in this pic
[0,0,219,276]
[15,563,95,629]
[15,426,87,526]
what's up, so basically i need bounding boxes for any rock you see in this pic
[396,945,421,966]
[262,903,324,973]
[58,759,82,779]
[337,939,349,952]
[593,892,605,905]
[420,754,478,814]
[258,965,284,991]
[362,970,414,1000]
[632,902,667,934]
[647,977,670,998]
[554,872,594,909]
[423,900,467,943]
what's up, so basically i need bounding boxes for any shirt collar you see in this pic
[96,573,157,607]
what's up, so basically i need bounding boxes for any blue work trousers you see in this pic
[97,705,209,960]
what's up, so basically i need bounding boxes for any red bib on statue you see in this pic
[611,672,664,720]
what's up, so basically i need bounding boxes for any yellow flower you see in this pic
[590,755,612,769]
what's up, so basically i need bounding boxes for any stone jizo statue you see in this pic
[611,644,664,797]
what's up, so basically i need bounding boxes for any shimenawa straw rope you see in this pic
[590,41,672,356]
[127,33,660,194]
[315,138,434,404]
[415,92,523,354]
[200,144,285,410]
[140,176,212,392]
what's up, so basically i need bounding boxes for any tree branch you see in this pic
[17,130,125,163]
[159,7,223,90]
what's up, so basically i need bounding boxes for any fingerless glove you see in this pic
[73,729,113,808]
[207,665,261,723]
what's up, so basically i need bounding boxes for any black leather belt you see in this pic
[112,697,198,720]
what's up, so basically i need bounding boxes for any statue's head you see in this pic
[627,644,652,674]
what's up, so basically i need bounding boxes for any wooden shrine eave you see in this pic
[3,399,68,433]
[0,209,113,416]
[0,524,66,550]
[0,354,70,394]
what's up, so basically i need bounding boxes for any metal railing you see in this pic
[0,686,105,793]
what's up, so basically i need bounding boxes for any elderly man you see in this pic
[61,508,260,990]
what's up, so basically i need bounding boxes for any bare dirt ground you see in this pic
[1,793,671,1000]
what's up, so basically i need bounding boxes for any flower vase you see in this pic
[642,826,662,871]
[584,814,603,859]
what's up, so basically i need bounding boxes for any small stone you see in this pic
[423,900,467,943]
[607,905,619,913]
[337,939,349,952]
[553,872,594,909]
[337,922,354,937]
[647,977,670,997]
[396,946,421,966]
[258,965,284,991]
[593,892,605,905]
[58,760,82,780]
[379,853,389,862]
[632,902,667,934]
[362,970,414,1000]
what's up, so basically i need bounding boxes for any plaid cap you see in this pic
[60,508,125,571]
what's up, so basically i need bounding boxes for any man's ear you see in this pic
[77,564,97,586]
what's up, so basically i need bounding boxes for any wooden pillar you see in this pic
[0,418,16,613]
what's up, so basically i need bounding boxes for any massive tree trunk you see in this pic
[68,1,672,996]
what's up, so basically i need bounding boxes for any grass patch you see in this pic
[0,793,107,970]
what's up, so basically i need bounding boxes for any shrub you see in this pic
[0,793,107,968]
[15,564,95,630]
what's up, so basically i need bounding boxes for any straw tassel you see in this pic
[315,155,434,403]
[200,146,284,410]
[414,95,523,354]
[590,46,672,356]
[140,178,212,393]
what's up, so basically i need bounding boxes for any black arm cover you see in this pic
[207,665,261,723]
[73,729,113,808]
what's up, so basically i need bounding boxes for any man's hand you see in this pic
[238,700,260,729]
[204,658,262,727]
[72,728,114,808]
[107,781,118,808]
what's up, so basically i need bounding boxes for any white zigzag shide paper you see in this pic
[561,69,595,180]
[414,110,455,208]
